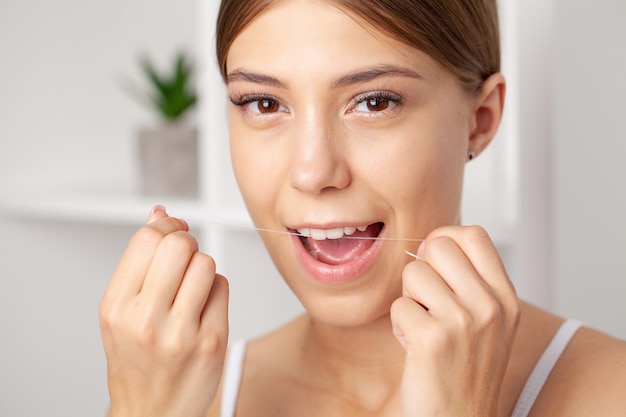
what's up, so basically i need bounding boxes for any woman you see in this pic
[99,1,626,416]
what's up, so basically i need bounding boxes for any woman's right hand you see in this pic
[99,206,229,417]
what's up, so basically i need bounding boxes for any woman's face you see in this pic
[226,0,481,326]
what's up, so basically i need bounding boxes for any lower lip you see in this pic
[292,232,384,284]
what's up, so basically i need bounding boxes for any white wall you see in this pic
[1,1,626,416]
[0,0,197,194]
[510,0,626,338]
[552,0,626,337]
[510,0,556,309]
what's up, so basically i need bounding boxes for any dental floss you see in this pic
[187,219,426,243]
[404,250,420,259]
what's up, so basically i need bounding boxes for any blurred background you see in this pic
[0,0,624,416]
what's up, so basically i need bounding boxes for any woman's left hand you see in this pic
[390,225,521,417]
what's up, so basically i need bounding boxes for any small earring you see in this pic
[467,150,476,161]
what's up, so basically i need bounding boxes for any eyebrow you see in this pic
[330,65,423,89]
[227,70,287,88]
[227,64,423,89]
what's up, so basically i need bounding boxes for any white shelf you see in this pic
[0,192,253,229]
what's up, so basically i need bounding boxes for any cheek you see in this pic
[360,125,463,184]
[360,120,466,223]
[229,122,285,225]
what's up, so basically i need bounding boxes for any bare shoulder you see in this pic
[531,323,626,416]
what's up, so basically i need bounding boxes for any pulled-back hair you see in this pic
[216,0,500,93]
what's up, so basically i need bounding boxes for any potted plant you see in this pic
[128,51,199,198]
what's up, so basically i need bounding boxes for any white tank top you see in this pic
[221,319,582,417]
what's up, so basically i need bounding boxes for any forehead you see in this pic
[226,0,441,84]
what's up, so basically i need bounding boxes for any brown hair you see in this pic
[216,0,500,93]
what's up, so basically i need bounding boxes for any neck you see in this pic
[303,313,404,361]
[295,313,406,410]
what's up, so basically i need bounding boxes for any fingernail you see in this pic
[147,205,167,223]
[178,218,190,230]
[416,240,426,259]
[396,334,407,351]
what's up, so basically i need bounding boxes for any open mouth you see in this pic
[294,222,384,265]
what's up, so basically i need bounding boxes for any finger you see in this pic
[147,205,190,231]
[426,226,516,300]
[105,209,190,301]
[199,274,229,337]
[424,226,520,328]
[110,214,190,296]
[139,230,199,312]
[171,252,217,325]
[401,260,460,316]
[147,204,168,224]
[390,295,431,351]
[420,235,496,315]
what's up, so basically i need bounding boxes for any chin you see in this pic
[293,287,396,329]
[277,257,404,330]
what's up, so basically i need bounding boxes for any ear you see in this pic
[468,73,506,158]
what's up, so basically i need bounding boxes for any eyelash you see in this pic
[228,93,282,117]
[228,90,404,117]
[230,93,274,107]
[349,90,404,115]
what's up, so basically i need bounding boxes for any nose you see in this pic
[288,114,351,195]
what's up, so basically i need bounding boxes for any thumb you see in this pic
[146,204,168,224]
[392,322,408,351]
[390,298,411,351]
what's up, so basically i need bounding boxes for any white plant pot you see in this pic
[138,123,198,198]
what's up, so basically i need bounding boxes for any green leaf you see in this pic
[140,56,170,98]
[128,50,197,121]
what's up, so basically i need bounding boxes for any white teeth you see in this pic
[298,228,311,237]
[310,229,328,240]
[325,228,345,239]
[343,226,356,236]
[296,225,365,240]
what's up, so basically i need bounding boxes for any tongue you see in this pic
[305,223,382,265]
